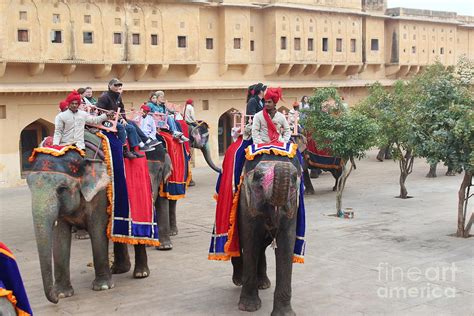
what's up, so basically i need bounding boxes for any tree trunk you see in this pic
[426,163,437,178]
[335,160,354,215]
[397,149,414,199]
[399,171,408,198]
[457,171,472,238]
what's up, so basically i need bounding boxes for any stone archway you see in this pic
[218,108,238,156]
[19,119,54,177]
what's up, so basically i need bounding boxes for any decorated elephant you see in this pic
[292,134,342,194]
[153,121,220,250]
[112,143,174,271]
[231,153,303,315]
[188,122,221,173]
[27,131,172,303]
[27,149,113,303]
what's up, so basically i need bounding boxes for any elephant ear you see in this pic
[80,159,110,202]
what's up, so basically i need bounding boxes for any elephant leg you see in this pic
[157,197,172,250]
[231,256,243,286]
[238,221,265,312]
[0,297,16,316]
[309,168,321,179]
[169,200,178,236]
[111,243,131,274]
[88,220,114,291]
[257,248,271,290]
[330,169,341,192]
[272,219,297,316]
[133,245,150,278]
[302,168,315,195]
[52,219,74,299]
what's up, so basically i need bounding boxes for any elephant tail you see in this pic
[271,162,291,207]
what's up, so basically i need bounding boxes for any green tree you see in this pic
[303,87,379,214]
[410,62,474,237]
[356,81,416,199]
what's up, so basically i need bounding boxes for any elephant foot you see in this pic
[426,172,437,178]
[258,276,271,290]
[309,169,321,179]
[304,188,315,195]
[238,295,262,312]
[271,305,296,316]
[232,274,242,287]
[170,227,178,236]
[446,170,456,176]
[156,240,173,250]
[188,179,196,187]
[92,277,114,291]
[53,283,74,299]
[75,230,90,240]
[111,262,131,274]
[133,265,150,279]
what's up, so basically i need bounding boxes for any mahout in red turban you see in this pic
[264,87,283,104]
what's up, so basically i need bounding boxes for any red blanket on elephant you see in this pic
[158,131,191,200]
[177,120,191,153]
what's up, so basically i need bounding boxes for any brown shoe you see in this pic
[123,148,137,159]
[132,151,145,158]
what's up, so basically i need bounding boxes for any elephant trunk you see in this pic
[31,193,59,304]
[201,143,221,173]
[271,162,291,207]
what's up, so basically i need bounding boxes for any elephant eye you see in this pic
[57,186,68,195]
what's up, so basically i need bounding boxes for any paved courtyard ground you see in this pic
[0,150,473,315]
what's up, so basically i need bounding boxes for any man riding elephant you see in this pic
[209,87,305,315]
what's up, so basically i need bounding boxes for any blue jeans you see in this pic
[167,117,179,133]
[117,123,139,148]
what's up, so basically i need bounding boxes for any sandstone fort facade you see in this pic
[0,0,473,186]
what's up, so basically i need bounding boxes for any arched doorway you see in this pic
[218,108,238,156]
[20,119,54,177]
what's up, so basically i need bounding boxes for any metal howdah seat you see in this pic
[232,109,300,136]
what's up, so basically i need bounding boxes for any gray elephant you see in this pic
[27,132,172,302]
[112,143,174,268]
[153,123,221,250]
[27,149,112,303]
[231,153,302,316]
[0,298,15,316]
[188,122,221,174]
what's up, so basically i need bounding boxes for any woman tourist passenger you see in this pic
[149,90,189,143]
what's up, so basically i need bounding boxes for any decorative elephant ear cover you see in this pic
[0,242,33,316]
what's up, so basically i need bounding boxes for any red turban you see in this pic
[186,99,193,105]
[141,104,151,112]
[264,87,283,104]
[59,100,69,112]
[65,90,82,105]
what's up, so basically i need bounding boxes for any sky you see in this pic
[388,0,474,15]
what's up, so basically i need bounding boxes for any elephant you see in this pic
[27,149,113,303]
[188,122,222,174]
[27,132,172,303]
[152,122,221,250]
[292,134,341,194]
[0,297,15,316]
[231,153,302,316]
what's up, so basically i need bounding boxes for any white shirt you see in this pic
[184,104,196,124]
[140,114,157,140]
[251,110,291,144]
[53,109,107,149]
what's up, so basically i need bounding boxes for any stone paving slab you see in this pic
[0,150,473,315]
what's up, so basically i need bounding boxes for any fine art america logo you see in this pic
[376,262,457,299]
